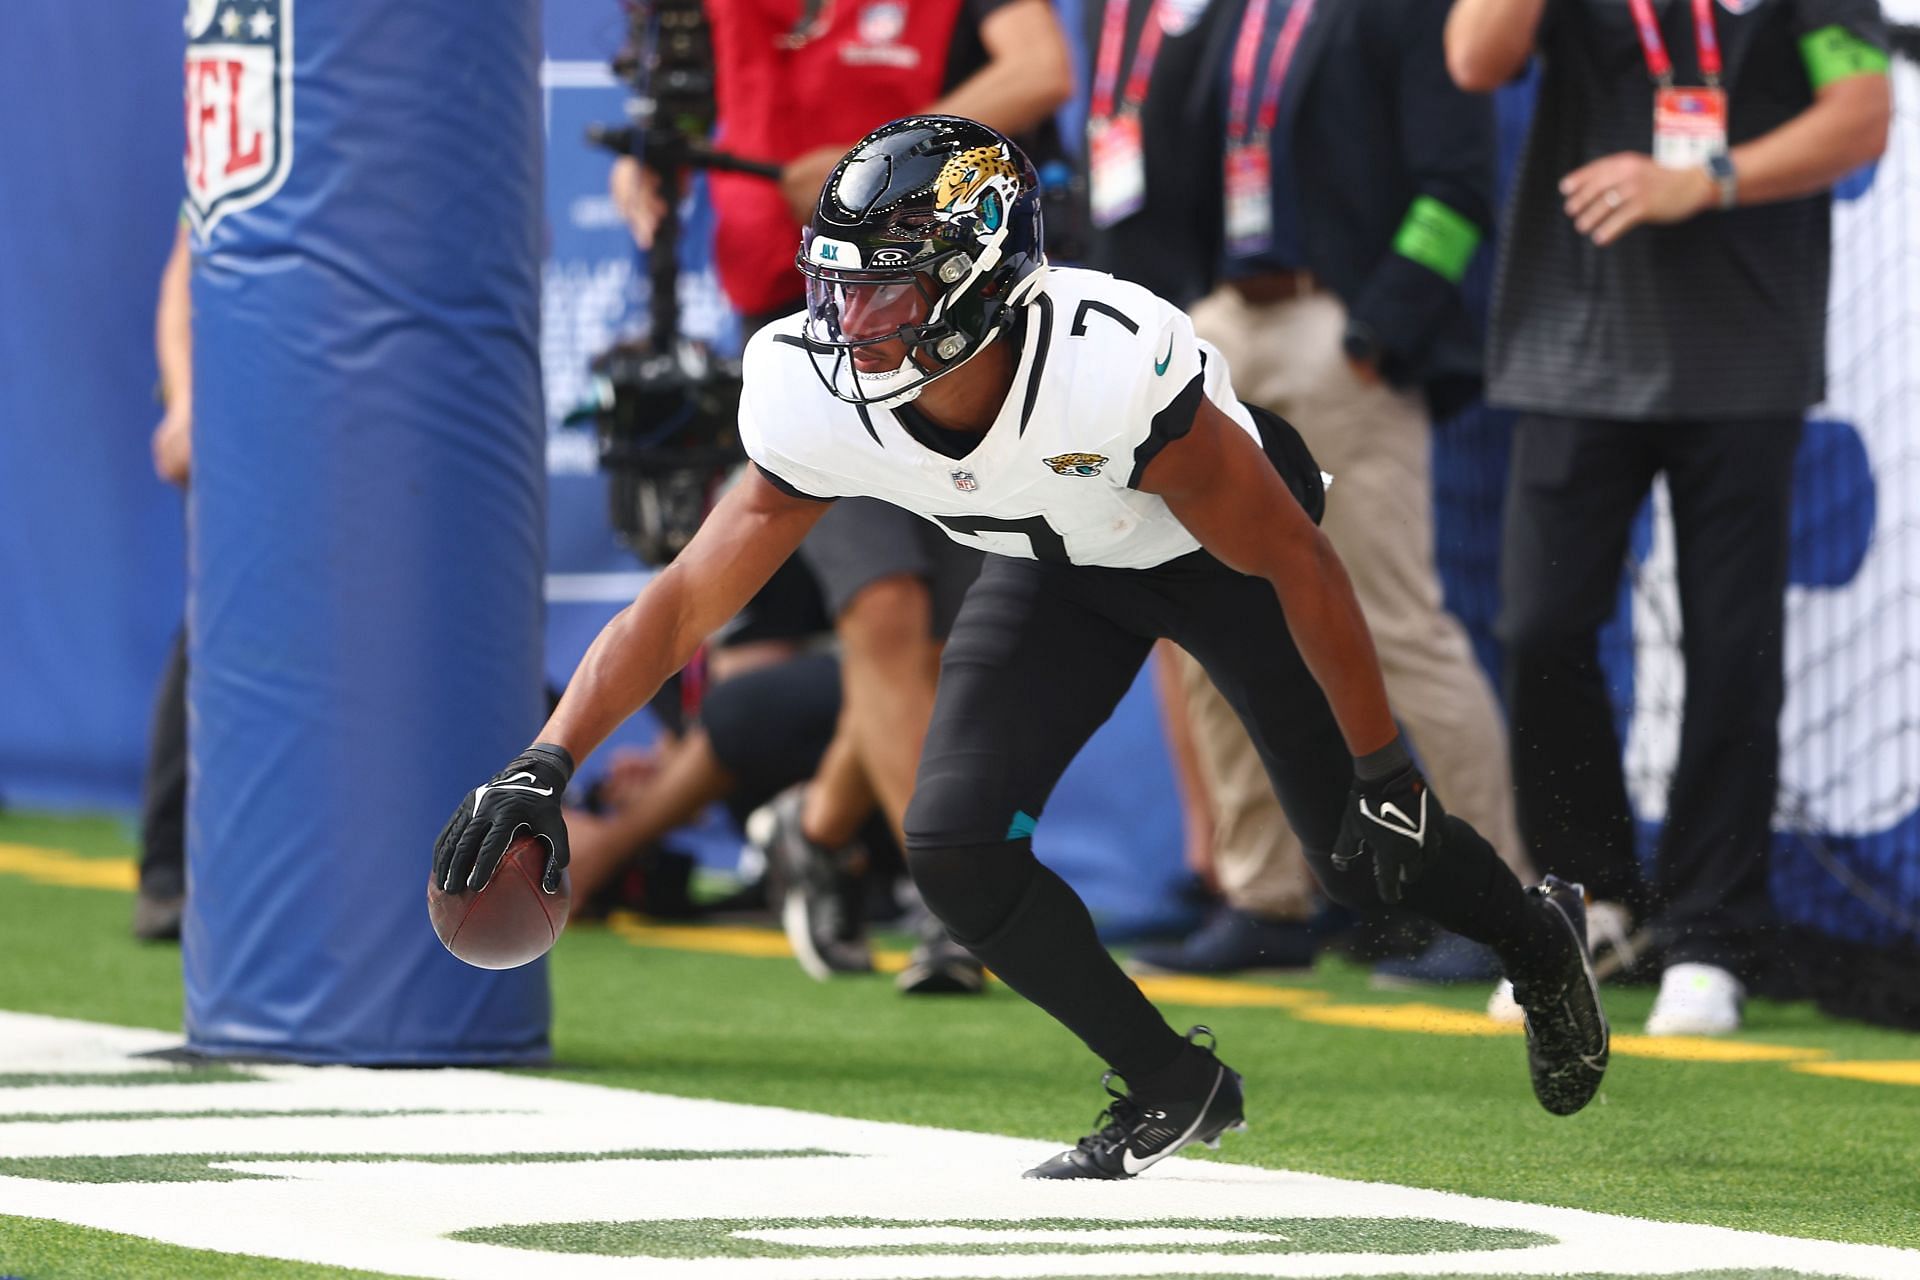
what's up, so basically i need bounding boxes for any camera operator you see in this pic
[610,0,1072,332]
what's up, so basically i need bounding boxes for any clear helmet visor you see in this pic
[802,274,932,353]
[795,245,1000,408]
[800,268,952,407]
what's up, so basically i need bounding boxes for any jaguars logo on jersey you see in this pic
[935,144,1021,233]
[1044,452,1109,478]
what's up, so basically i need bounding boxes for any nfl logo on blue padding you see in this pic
[184,0,294,235]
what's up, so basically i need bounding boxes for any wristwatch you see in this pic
[1705,152,1738,211]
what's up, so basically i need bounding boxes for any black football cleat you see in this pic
[1512,876,1611,1116]
[1025,1028,1245,1180]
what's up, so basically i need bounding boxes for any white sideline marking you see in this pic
[0,1012,1914,1280]
[0,1011,182,1074]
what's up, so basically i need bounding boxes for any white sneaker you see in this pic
[1486,978,1525,1025]
[1644,963,1744,1036]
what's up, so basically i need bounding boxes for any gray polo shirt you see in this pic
[1486,0,1889,421]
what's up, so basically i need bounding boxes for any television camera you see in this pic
[578,0,782,566]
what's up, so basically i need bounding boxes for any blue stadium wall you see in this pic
[0,6,190,809]
[2,1,1915,952]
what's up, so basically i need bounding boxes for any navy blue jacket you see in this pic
[1201,0,1496,414]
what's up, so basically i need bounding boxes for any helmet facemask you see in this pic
[799,244,1017,408]
[793,116,1049,410]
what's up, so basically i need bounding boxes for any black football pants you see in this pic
[902,418,1541,1079]
[1498,413,1802,977]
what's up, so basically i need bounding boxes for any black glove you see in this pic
[1331,739,1446,904]
[432,743,574,894]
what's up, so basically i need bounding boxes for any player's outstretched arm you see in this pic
[432,470,830,893]
[1141,401,1442,900]
[1141,400,1398,758]
[540,469,831,762]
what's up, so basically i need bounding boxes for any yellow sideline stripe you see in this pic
[1789,1059,1920,1086]
[1610,1035,1827,1064]
[607,916,798,959]
[601,913,1847,1066]
[605,914,916,974]
[1134,975,1329,1009]
[0,844,137,891]
[1292,1003,1827,1063]
[1297,1002,1520,1037]
[0,840,1890,1078]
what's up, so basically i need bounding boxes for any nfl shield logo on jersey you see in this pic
[951,470,979,493]
[184,0,294,235]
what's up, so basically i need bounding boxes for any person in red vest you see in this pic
[613,0,1072,332]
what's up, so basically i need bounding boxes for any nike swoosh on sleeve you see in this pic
[1154,336,1174,376]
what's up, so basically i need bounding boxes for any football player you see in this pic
[435,116,1609,1180]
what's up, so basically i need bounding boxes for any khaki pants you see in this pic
[1176,286,1534,919]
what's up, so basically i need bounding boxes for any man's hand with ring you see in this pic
[1560,152,1717,246]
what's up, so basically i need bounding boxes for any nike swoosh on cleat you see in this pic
[1119,1070,1224,1176]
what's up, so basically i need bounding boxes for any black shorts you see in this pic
[714,557,831,648]
[903,405,1347,860]
[700,651,841,813]
[799,497,983,639]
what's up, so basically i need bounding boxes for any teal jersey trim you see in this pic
[1006,810,1038,840]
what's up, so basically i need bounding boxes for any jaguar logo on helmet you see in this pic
[935,145,1021,229]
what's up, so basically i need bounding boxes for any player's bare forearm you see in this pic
[1258,525,1400,757]
[538,571,700,765]
[1144,401,1399,758]
[1444,0,1546,92]
[537,470,831,762]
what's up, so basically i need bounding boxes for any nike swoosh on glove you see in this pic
[1332,760,1447,904]
[433,743,574,894]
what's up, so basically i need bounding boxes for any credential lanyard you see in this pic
[1227,0,1317,142]
[1625,0,1722,88]
[1092,0,1168,120]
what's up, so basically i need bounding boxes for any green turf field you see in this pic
[2,809,1917,1279]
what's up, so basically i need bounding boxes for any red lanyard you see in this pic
[1092,0,1168,120]
[1226,0,1317,142]
[1625,0,1722,87]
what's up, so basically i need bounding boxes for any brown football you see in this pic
[427,834,571,970]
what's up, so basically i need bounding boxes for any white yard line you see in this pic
[0,1012,1912,1280]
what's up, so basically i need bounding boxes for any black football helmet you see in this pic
[795,115,1049,408]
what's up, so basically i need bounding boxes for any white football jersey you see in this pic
[738,267,1263,570]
